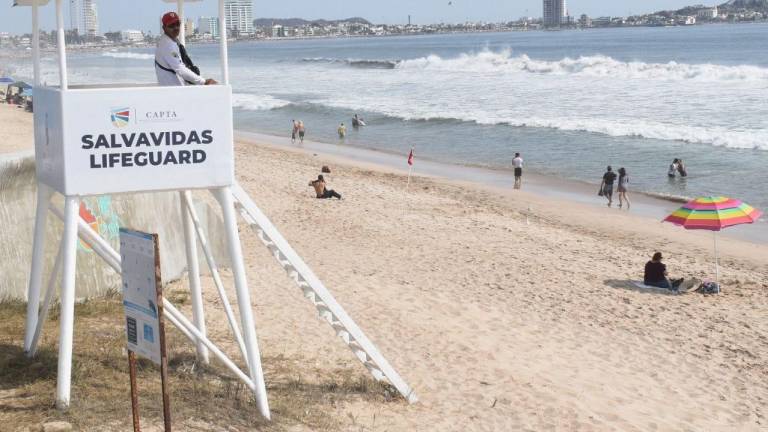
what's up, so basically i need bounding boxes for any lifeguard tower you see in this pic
[17,0,416,418]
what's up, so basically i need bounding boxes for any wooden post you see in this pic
[152,234,172,431]
[128,351,141,432]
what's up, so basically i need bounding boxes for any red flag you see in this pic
[407,148,414,166]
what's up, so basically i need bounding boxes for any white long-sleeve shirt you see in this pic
[154,34,205,86]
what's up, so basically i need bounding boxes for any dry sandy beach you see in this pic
[2,103,768,430]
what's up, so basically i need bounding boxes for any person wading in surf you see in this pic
[155,12,217,87]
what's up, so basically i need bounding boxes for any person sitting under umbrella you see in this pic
[644,252,683,290]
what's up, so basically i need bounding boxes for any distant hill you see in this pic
[253,17,372,28]
[719,0,768,10]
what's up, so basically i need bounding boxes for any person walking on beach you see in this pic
[154,12,217,87]
[617,167,631,210]
[600,166,617,207]
[291,120,298,144]
[668,159,680,178]
[338,122,347,139]
[309,175,342,200]
[298,121,306,144]
[512,152,523,190]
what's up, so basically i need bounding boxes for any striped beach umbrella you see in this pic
[663,196,762,285]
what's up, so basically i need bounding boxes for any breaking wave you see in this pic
[396,50,768,82]
[232,93,291,111]
[301,57,400,69]
[313,98,768,150]
[102,52,154,60]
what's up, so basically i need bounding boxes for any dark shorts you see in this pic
[514,167,522,177]
[603,184,614,196]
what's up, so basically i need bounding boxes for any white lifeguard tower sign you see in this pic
[17,0,417,418]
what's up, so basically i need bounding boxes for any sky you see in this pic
[1,0,702,35]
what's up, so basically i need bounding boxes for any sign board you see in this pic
[34,85,234,196]
[120,228,162,365]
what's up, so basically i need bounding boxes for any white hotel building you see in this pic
[224,0,254,36]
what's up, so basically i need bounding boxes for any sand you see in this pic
[0,103,33,154]
[2,108,767,430]
[198,139,765,431]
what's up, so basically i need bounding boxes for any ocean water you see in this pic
[7,24,768,220]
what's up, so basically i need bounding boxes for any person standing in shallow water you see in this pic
[291,120,298,144]
[617,167,631,210]
[298,121,306,143]
[512,152,523,190]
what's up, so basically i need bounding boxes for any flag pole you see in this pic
[406,147,414,192]
[406,165,413,191]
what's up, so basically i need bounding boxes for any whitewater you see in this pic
[5,24,768,217]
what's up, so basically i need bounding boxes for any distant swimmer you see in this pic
[352,114,366,128]
[668,159,680,178]
[154,12,217,87]
[338,122,347,139]
[512,152,523,190]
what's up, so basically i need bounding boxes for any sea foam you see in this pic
[231,93,291,111]
[102,52,155,60]
[395,50,768,82]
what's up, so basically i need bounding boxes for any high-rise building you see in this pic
[224,0,253,36]
[543,0,567,28]
[69,0,79,31]
[70,0,98,36]
[198,17,220,38]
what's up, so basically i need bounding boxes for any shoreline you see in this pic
[235,130,768,245]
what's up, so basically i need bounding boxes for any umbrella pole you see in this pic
[713,231,720,285]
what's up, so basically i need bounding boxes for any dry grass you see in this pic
[0,296,401,431]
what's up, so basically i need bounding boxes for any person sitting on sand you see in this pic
[644,252,683,290]
[600,166,617,207]
[309,175,342,200]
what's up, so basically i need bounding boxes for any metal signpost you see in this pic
[120,229,171,431]
[17,0,417,421]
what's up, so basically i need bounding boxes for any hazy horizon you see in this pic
[1,0,701,35]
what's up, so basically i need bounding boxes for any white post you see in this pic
[55,0,68,90]
[32,0,40,86]
[180,191,209,364]
[55,196,80,409]
[714,231,720,285]
[406,165,413,191]
[218,0,229,84]
[212,187,270,420]
[177,0,186,45]
[24,184,53,354]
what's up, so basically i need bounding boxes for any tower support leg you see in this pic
[55,196,80,409]
[212,187,270,420]
[181,191,209,364]
[25,183,54,354]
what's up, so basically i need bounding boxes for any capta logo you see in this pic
[110,107,131,128]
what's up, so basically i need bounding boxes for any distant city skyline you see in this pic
[1,1,711,35]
